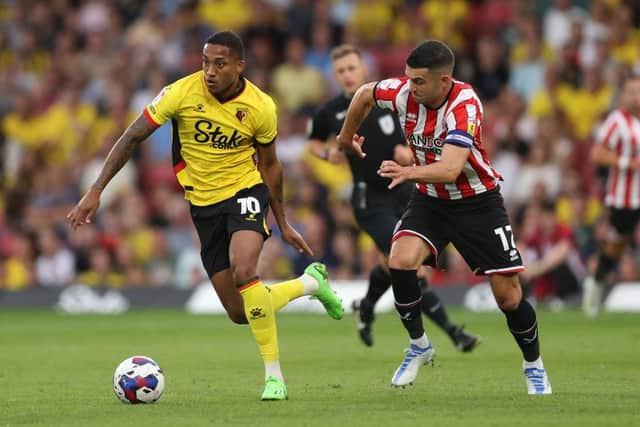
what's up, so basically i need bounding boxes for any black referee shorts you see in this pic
[352,183,412,254]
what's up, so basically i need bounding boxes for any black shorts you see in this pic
[393,189,524,276]
[352,182,412,254]
[609,208,640,236]
[190,183,271,278]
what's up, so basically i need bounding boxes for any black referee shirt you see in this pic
[308,93,407,193]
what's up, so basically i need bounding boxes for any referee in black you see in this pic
[307,44,478,350]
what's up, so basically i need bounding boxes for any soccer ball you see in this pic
[113,355,165,404]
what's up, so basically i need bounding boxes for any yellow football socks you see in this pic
[267,278,305,312]
[238,277,279,362]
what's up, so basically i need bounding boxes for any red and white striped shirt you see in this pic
[596,109,640,209]
[374,77,501,200]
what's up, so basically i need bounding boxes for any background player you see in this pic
[583,74,640,318]
[67,31,343,401]
[337,40,551,394]
[307,44,478,351]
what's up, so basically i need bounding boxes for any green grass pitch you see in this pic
[1,308,639,426]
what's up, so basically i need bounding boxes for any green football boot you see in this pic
[261,376,288,401]
[306,262,344,320]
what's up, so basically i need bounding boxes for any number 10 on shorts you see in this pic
[237,196,261,214]
[494,225,516,251]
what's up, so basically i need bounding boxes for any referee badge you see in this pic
[236,108,248,122]
[378,114,395,135]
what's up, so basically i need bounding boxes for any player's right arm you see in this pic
[336,82,377,158]
[66,115,156,230]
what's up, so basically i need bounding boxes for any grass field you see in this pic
[1,308,639,426]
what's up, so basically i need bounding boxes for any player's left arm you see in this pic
[256,142,313,256]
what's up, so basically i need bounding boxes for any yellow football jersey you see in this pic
[143,71,277,206]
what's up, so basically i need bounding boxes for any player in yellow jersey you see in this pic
[67,31,343,401]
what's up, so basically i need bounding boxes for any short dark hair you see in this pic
[205,30,244,59]
[331,44,361,61]
[406,40,454,72]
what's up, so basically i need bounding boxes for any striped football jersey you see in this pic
[596,109,640,209]
[374,77,502,200]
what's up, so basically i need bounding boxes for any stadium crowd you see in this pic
[1,0,639,308]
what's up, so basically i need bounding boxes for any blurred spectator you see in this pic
[560,66,613,140]
[305,22,334,79]
[580,0,612,68]
[513,141,562,206]
[349,0,393,44]
[174,231,209,289]
[75,246,125,288]
[469,34,510,101]
[543,0,588,52]
[509,24,546,102]
[2,231,35,291]
[609,4,640,66]
[275,113,307,165]
[482,130,520,207]
[271,36,326,113]
[24,165,77,230]
[35,227,75,288]
[419,0,470,53]
[198,0,252,32]
[527,63,572,120]
[147,230,174,287]
[520,201,585,307]
[114,240,148,287]
[555,170,603,229]
[469,0,514,38]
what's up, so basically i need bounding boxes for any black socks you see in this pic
[502,299,540,362]
[364,265,392,303]
[389,268,424,339]
[419,278,456,335]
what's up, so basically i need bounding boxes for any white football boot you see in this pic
[391,343,435,387]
